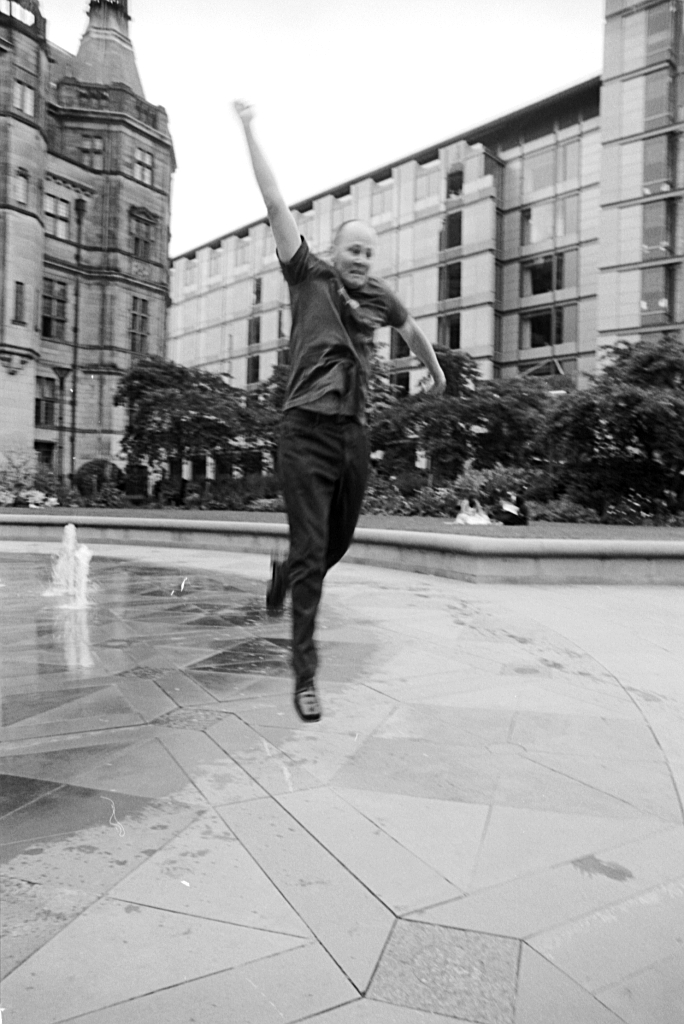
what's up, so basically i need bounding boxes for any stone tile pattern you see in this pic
[0,549,683,1023]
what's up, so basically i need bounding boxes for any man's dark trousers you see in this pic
[278,408,370,684]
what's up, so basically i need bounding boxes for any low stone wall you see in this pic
[3,513,684,584]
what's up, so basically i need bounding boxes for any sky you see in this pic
[39,0,606,257]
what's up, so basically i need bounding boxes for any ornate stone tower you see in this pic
[0,1,50,450]
[0,0,174,478]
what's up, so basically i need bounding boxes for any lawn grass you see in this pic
[3,504,684,541]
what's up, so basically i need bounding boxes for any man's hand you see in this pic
[426,369,447,396]
[234,100,255,128]
[232,99,300,262]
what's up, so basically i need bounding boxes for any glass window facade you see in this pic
[134,148,154,185]
[80,136,104,171]
[643,134,676,193]
[35,378,57,428]
[642,200,675,259]
[42,279,67,340]
[44,195,69,239]
[130,296,149,353]
[644,69,673,131]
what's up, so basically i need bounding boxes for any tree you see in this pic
[114,356,241,498]
[464,377,551,469]
[236,363,290,474]
[547,337,684,513]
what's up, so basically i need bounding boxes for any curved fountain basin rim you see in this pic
[3,512,684,559]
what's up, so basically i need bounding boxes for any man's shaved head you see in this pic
[332,219,377,250]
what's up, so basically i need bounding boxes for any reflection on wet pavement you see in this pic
[3,548,683,1023]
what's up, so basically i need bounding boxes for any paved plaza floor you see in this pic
[0,540,683,1024]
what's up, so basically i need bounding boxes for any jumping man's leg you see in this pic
[278,412,342,717]
[325,420,370,573]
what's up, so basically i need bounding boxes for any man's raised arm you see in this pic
[233,101,301,263]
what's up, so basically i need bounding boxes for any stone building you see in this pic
[0,0,173,477]
[168,0,683,399]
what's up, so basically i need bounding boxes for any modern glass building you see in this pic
[168,0,684,398]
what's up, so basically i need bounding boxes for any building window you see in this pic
[277,308,286,338]
[42,279,67,340]
[555,304,578,347]
[557,140,580,182]
[35,378,57,428]
[247,353,260,384]
[641,266,673,325]
[129,213,155,260]
[371,181,393,217]
[524,309,553,348]
[133,147,154,185]
[235,235,250,267]
[302,213,316,244]
[522,255,553,295]
[391,370,410,395]
[439,262,461,300]
[44,195,70,240]
[439,313,461,350]
[390,329,410,359]
[80,135,104,171]
[524,148,555,193]
[494,313,502,354]
[415,161,440,201]
[521,250,577,295]
[13,282,25,324]
[332,194,352,230]
[14,169,28,205]
[644,69,673,131]
[277,346,290,367]
[643,200,675,259]
[184,258,197,287]
[643,134,676,193]
[521,201,555,245]
[130,296,149,354]
[446,168,463,199]
[13,80,35,117]
[247,316,260,347]
[556,194,579,238]
[78,87,109,109]
[209,245,222,277]
[441,211,462,250]
[520,304,577,349]
[34,442,54,469]
[253,277,262,305]
[646,2,676,65]
[484,152,503,192]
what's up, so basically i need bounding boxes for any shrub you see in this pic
[361,473,411,515]
[601,493,672,525]
[404,485,462,518]
[393,469,428,497]
[75,459,122,497]
[199,473,282,511]
[0,450,36,495]
[89,483,129,508]
[528,498,601,523]
[453,461,538,506]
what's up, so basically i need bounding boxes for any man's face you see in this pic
[332,223,377,290]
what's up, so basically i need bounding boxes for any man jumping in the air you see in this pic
[234,101,446,722]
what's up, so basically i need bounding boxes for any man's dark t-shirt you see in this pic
[279,238,408,424]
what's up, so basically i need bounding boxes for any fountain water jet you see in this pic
[45,523,93,607]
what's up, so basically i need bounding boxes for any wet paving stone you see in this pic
[188,637,292,676]
[368,920,520,1023]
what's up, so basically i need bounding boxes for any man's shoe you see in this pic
[294,679,322,722]
[266,558,288,617]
